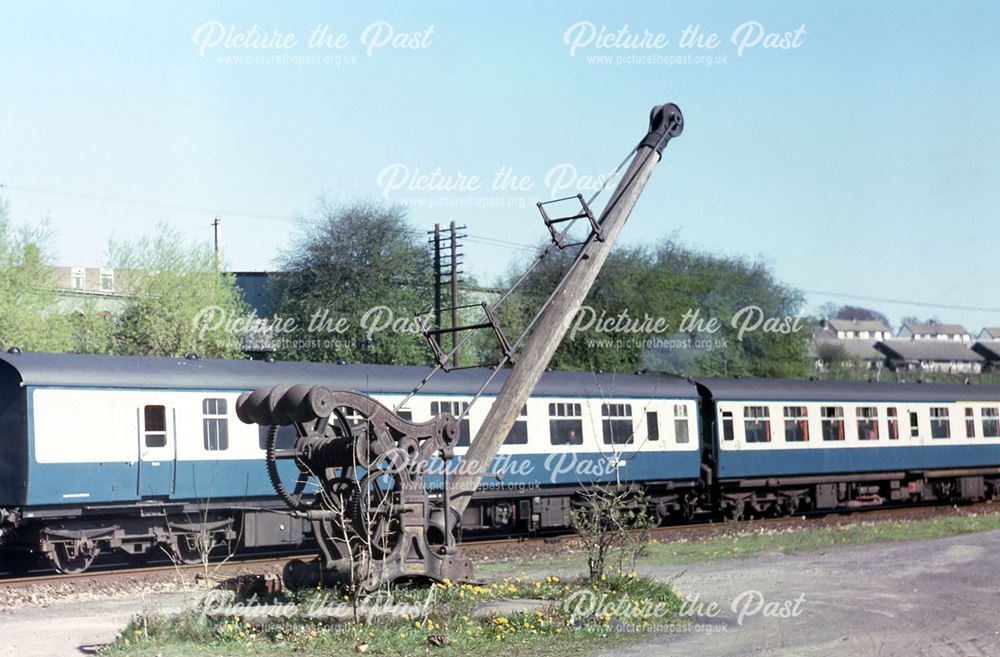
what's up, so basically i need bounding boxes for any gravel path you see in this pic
[601,529,1000,657]
[0,592,188,656]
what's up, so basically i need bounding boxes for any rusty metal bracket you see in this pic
[537,193,602,249]
[419,302,515,371]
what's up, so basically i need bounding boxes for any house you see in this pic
[817,318,893,341]
[811,338,884,371]
[971,342,1000,372]
[53,266,116,294]
[52,265,129,316]
[875,340,985,374]
[897,320,971,342]
[977,327,1000,341]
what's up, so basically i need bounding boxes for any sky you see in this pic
[1,1,998,332]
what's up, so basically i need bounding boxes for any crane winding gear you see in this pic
[236,384,472,591]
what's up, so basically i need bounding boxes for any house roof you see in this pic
[979,327,1000,339]
[899,322,969,337]
[972,342,1000,361]
[875,340,984,363]
[811,339,882,361]
[824,319,892,333]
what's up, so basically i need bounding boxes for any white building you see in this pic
[897,321,971,343]
[817,318,893,341]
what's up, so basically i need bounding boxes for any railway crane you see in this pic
[235,103,684,590]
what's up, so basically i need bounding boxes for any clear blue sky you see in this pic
[1,1,997,331]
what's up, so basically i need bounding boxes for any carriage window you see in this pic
[983,408,1000,437]
[930,407,950,439]
[820,406,845,441]
[144,405,167,448]
[722,411,734,441]
[202,398,229,451]
[909,411,919,437]
[549,403,583,445]
[965,408,976,438]
[646,411,659,441]
[504,405,529,445]
[431,401,471,446]
[743,406,771,443]
[602,403,634,445]
[258,424,298,451]
[783,406,809,442]
[396,410,413,422]
[887,408,899,440]
[674,404,690,443]
[856,407,879,440]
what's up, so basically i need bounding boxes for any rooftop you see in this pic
[876,340,984,363]
[824,318,892,333]
[899,321,970,336]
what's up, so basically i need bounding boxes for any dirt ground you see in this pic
[605,529,1000,657]
[1,529,997,656]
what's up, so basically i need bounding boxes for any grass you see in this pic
[641,511,1000,565]
[101,572,682,657]
[101,509,1000,656]
[479,509,1000,573]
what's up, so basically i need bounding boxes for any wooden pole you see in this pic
[450,221,460,367]
[433,223,442,332]
[449,104,683,515]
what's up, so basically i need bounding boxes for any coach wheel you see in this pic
[725,499,746,522]
[171,533,222,565]
[50,540,99,574]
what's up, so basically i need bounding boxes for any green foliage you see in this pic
[272,200,433,364]
[67,301,116,354]
[103,572,682,656]
[569,485,653,581]
[488,239,810,378]
[108,223,249,358]
[0,200,75,351]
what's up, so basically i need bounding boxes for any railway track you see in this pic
[4,499,993,588]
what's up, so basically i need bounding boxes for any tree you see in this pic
[109,223,249,358]
[271,200,433,364]
[0,199,74,352]
[829,304,891,327]
[486,239,810,378]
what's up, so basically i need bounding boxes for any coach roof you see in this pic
[0,352,698,399]
[696,376,1000,403]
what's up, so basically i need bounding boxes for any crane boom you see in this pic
[449,103,684,515]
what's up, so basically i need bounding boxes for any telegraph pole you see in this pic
[449,221,460,366]
[427,222,466,367]
[212,216,221,273]
[432,224,442,331]
[449,104,683,515]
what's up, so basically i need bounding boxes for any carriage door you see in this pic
[138,404,175,497]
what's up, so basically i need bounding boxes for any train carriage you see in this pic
[0,351,703,572]
[696,377,1000,516]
